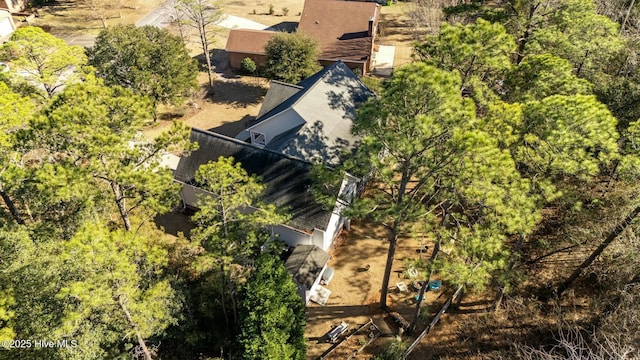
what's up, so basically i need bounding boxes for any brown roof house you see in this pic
[225,0,380,74]
[298,0,380,73]
[225,28,277,70]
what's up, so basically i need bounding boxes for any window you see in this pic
[250,131,266,147]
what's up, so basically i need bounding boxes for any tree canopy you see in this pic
[263,32,321,84]
[237,250,306,360]
[0,26,87,99]
[348,63,538,307]
[89,25,198,116]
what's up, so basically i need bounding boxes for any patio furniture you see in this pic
[429,280,442,291]
[328,321,349,343]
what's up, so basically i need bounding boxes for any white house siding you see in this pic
[321,174,359,249]
[312,229,325,249]
[248,109,305,145]
[273,224,314,248]
[0,19,12,38]
[178,172,359,252]
[303,264,328,305]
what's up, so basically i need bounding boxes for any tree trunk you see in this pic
[151,98,159,122]
[379,228,399,308]
[199,22,214,88]
[403,284,464,358]
[494,234,526,311]
[576,49,589,77]
[409,237,440,334]
[229,275,238,325]
[516,4,537,64]
[220,264,229,326]
[622,0,636,32]
[0,188,24,225]
[554,204,640,299]
[117,294,153,360]
[110,183,132,231]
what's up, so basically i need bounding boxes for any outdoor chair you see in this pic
[327,321,349,343]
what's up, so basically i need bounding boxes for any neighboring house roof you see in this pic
[284,244,330,291]
[298,0,379,63]
[247,61,374,165]
[225,28,277,55]
[174,128,334,233]
[224,0,380,67]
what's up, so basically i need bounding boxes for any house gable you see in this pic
[244,61,374,165]
[225,29,277,68]
[257,81,303,118]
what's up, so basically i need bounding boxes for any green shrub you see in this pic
[241,57,257,74]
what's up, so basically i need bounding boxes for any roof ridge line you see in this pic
[247,62,344,130]
[190,127,315,166]
[270,80,304,89]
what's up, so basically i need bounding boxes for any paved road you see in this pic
[55,4,268,47]
[57,1,173,47]
[61,34,98,48]
[135,2,172,28]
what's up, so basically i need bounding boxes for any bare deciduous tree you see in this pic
[515,326,637,360]
[174,0,222,88]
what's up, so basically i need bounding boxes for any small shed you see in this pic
[284,244,330,304]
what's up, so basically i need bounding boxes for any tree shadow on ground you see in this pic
[209,80,266,108]
[211,49,241,79]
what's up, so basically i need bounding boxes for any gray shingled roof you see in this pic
[257,81,303,118]
[284,245,330,291]
[248,61,374,165]
[174,128,334,233]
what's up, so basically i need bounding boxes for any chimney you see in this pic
[368,16,374,36]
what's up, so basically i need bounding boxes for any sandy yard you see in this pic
[144,70,268,139]
[305,220,452,360]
